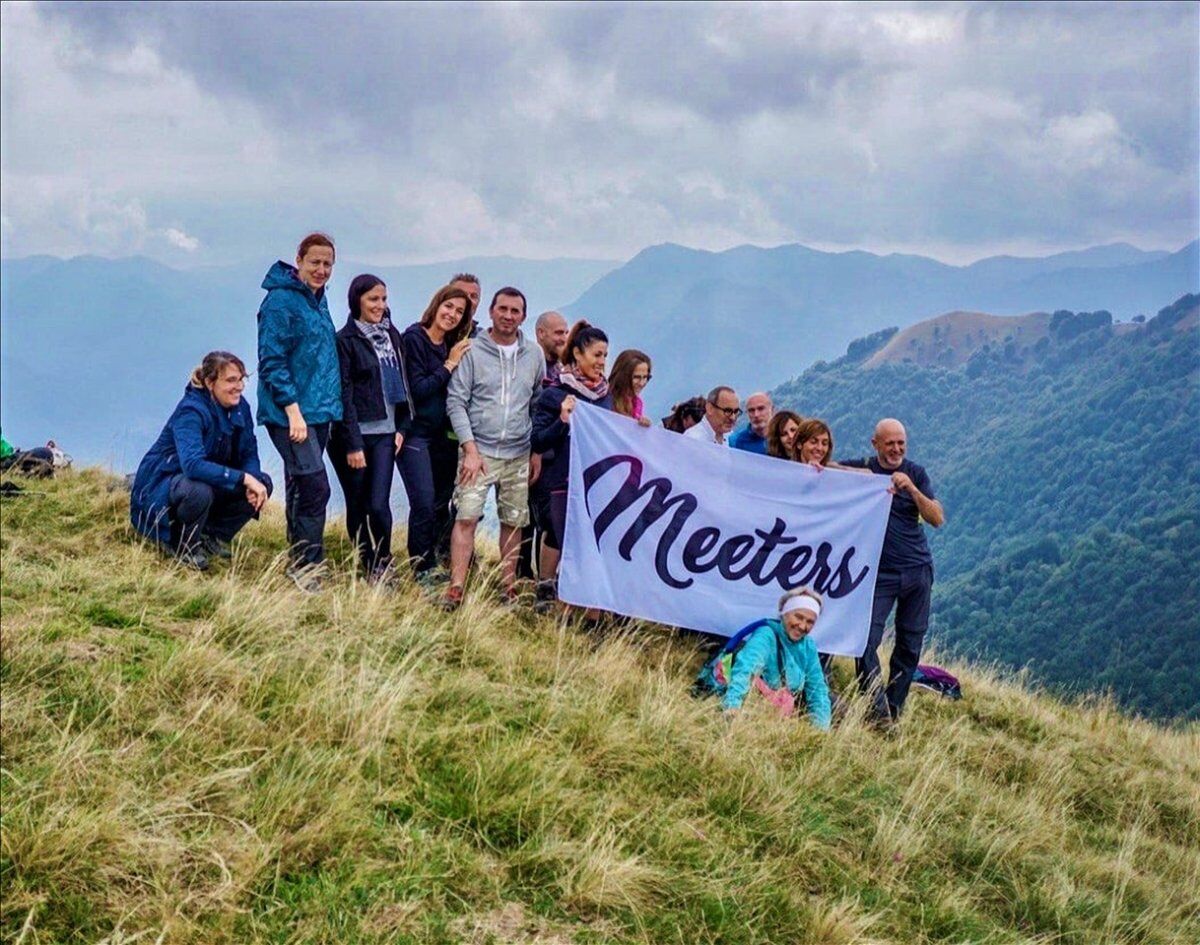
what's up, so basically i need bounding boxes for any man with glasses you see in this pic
[684,386,741,446]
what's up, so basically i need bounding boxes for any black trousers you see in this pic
[396,432,457,574]
[168,475,268,550]
[517,480,553,580]
[856,565,934,720]
[266,422,332,567]
[329,432,396,576]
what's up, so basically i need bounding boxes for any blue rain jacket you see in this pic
[131,385,272,545]
[255,260,342,427]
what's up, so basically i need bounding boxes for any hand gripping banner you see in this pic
[558,405,893,656]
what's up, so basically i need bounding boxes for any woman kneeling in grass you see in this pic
[702,588,832,730]
[131,351,272,571]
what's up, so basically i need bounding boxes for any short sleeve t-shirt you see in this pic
[840,456,935,572]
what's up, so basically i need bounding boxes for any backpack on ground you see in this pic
[912,664,963,700]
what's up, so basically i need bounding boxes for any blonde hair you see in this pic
[778,586,823,612]
[189,351,247,389]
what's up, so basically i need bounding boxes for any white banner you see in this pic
[558,405,893,655]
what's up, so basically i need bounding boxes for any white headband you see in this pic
[781,594,821,618]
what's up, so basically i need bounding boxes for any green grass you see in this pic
[2,470,1198,944]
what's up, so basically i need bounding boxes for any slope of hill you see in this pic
[2,472,1198,944]
[567,240,1198,415]
[770,294,1200,720]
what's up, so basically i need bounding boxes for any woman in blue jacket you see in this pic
[531,321,612,592]
[131,351,272,570]
[717,589,832,730]
[329,274,412,583]
[256,232,342,589]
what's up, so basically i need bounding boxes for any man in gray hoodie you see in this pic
[444,286,545,607]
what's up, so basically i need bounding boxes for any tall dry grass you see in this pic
[1,470,1198,944]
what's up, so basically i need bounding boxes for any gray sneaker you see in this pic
[287,563,325,594]
[175,546,210,572]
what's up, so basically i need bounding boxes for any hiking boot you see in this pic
[201,535,233,560]
[367,561,400,589]
[415,566,450,590]
[532,579,558,614]
[176,546,210,572]
[498,584,522,609]
[287,563,325,594]
[440,584,465,612]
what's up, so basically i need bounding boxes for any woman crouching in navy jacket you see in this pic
[329,274,412,583]
[531,321,612,596]
[131,351,273,570]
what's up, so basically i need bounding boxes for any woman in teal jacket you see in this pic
[720,589,832,730]
[256,232,342,589]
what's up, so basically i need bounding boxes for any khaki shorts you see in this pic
[453,452,530,527]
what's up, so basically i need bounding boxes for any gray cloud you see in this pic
[5,1,1197,263]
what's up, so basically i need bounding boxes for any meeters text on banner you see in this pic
[558,405,894,656]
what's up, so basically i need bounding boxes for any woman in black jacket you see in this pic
[531,321,613,591]
[397,284,474,579]
[329,274,413,582]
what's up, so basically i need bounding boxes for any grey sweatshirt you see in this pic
[446,329,546,459]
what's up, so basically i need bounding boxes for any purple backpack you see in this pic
[912,664,962,700]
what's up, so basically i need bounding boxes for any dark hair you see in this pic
[489,286,527,315]
[190,350,247,389]
[348,273,387,321]
[297,231,336,261]
[662,396,706,433]
[608,349,651,418]
[450,272,480,287]
[419,285,474,347]
[792,417,834,465]
[766,409,803,459]
[562,320,609,367]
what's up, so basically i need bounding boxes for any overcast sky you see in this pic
[1,1,1196,265]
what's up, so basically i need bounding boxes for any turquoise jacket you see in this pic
[721,620,832,730]
[255,261,342,428]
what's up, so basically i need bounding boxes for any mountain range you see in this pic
[2,239,1194,467]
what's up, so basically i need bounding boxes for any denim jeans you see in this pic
[856,565,934,720]
[168,474,270,550]
[396,432,456,573]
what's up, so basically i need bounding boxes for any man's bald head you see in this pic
[872,418,908,469]
[745,392,774,436]
[534,310,569,361]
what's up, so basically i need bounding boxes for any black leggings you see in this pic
[329,432,396,575]
[267,422,332,567]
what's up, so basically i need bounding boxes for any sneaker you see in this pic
[498,584,521,608]
[288,563,325,594]
[367,562,399,589]
[176,546,210,572]
[415,566,449,589]
[201,535,233,560]
[440,584,465,612]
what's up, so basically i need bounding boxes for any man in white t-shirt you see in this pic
[683,386,741,446]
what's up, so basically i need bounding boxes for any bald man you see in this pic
[729,392,773,455]
[841,418,945,725]
[534,310,568,388]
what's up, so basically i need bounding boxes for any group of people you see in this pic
[129,231,944,728]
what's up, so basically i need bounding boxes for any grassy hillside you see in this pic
[2,472,1199,944]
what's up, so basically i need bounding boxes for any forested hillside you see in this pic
[771,295,1200,720]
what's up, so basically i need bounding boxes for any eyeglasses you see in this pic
[710,403,742,419]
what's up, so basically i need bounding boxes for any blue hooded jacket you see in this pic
[130,385,272,546]
[255,260,342,428]
[720,619,832,730]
